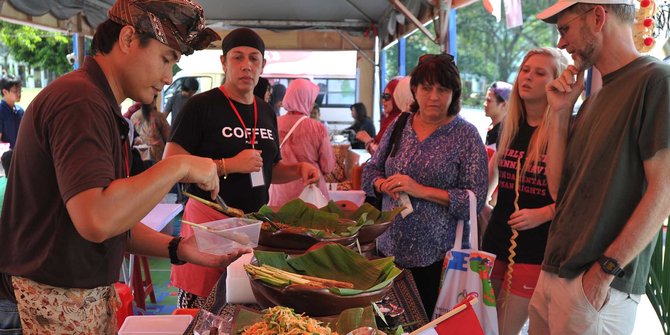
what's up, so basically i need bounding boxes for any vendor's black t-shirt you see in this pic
[170,88,280,213]
[482,121,553,264]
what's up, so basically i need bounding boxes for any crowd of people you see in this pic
[0,0,668,334]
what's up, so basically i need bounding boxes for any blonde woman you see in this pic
[481,47,567,335]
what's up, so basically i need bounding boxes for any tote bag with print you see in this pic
[433,190,499,335]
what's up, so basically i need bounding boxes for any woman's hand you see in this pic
[383,173,422,200]
[231,149,263,173]
[298,162,320,184]
[508,205,553,230]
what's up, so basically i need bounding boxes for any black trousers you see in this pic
[409,260,443,318]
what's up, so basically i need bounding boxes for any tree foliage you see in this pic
[383,1,558,87]
[0,21,73,75]
[455,0,557,83]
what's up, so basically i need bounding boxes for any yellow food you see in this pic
[241,306,337,335]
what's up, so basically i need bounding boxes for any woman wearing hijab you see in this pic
[268,79,336,206]
[356,76,404,154]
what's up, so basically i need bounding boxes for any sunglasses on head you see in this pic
[418,53,455,65]
[381,93,392,101]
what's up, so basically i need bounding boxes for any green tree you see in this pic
[0,21,72,75]
[456,1,557,83]
[383,2,557,86]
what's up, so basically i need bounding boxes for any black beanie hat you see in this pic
[221,28,265,56]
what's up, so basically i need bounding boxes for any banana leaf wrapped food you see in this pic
[244,244,402,316]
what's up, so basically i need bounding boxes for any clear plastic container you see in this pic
[192,218,261,255]
[119,315,193,335]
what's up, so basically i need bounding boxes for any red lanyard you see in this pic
[123,143,130,177]
[219,85,258,148]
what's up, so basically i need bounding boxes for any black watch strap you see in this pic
[168,237,186,265]
[597,255,625,278]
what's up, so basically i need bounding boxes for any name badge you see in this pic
[250,171,265,188]
[397,193,414,218]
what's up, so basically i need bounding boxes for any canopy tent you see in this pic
[0,0,478,51]
[0,0,480,116]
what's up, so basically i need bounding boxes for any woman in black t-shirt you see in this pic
[481,48,567,335]
[344,102,375,149]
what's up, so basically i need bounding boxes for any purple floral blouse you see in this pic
[363,113,488,268]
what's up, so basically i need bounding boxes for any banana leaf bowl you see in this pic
[323,201,402,244]
[245,243,402,316]
[257,225,359,250]
[248,199,403,251]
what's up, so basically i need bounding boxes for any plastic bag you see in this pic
[299,184,328,208]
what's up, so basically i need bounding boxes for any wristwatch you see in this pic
[597,255,625,278]
[168,237,186,265]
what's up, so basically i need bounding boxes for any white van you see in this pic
[160,70,223,114]
[161,50,359,132]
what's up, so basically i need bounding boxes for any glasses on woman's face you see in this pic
[418,53,455,65]
[381,93,392,101]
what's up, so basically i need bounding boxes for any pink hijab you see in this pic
[282,79,320,116]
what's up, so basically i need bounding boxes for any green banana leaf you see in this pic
[253,244,401,296]
[322,200,404,228]
[255,199,357,236]
[250,199,404,238]
[231,305,380,335]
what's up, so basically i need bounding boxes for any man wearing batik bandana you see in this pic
[0,0,250,333]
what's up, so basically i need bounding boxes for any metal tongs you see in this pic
[181,220,251,245]
[249,212,282,231]
[182,191,245,217]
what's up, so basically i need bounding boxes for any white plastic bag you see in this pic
[299,184,328,208]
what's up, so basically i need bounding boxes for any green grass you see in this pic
[0,177,5,209]
[145,256,179,314]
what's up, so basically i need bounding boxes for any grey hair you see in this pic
[566,3,635,24]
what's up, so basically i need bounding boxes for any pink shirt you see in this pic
[269,113,335,206]
[268,79,335,206]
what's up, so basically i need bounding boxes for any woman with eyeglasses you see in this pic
[356,76,403,154]
[481,47,567,335]
[362,53,488,316]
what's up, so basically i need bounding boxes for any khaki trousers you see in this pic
[528,271,640,335]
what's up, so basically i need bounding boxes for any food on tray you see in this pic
[251,244,401,296]
[240,306,337,335]
[248,199,403,237]
[244,264,354,289]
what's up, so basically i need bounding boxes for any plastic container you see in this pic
[225,253,256,304]
[118,315,193,335]
[192,218,262,255]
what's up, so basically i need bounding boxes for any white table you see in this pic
[140,203,184,232]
